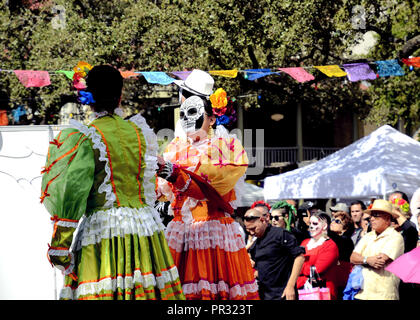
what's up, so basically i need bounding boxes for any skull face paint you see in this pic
[309,215,327,239]
[179,96,205,134]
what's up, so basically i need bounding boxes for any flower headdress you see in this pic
[391,198,410,214]
[251,200,271,211]
[73,61,95,105]
[209,88,236,126]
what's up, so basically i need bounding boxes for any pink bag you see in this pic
[298,287,322,300]
[298,266,331,300]
[298,287,331,300]
[320,287,331,300]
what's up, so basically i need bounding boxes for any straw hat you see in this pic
[174,69,214,97]
[365,199,400,219]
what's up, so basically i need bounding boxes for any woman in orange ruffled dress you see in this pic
[156,70,259,300]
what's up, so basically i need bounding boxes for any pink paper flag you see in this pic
[14,70,51,87]
[278,67,315,82]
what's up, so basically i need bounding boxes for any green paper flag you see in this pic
[57,70,75,80]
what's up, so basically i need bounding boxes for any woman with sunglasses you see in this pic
[270,201,309,244]
[329,211,355,299]
[330,213,355,260]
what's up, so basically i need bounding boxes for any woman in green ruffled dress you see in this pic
[41,65,184,300]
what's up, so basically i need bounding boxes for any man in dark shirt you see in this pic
[244,208,305,300]
[349,200,366,245]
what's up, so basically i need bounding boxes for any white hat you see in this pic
[174,69,214,97]
[330,202,348,212]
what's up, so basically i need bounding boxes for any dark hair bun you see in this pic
[86,65,123,113]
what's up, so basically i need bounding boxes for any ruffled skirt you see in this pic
[59,206,185,300]
[165,216,259,300]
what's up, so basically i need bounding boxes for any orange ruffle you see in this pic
[170,245,259,300]
[167,215,259,300]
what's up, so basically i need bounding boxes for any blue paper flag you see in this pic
[139,72,175,85]
[375,59,405,77]
[245,69,277,81]
[12,105,26,123]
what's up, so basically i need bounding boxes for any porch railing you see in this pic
[245,146,340,167]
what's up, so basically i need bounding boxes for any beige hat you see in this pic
[330,202,348,212]
[365,199,400,219]
[174,69,214,97]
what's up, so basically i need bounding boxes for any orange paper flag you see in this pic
[402,57,420,68]
[120,70,139,78]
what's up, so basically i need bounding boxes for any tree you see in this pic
[0,0,418,133]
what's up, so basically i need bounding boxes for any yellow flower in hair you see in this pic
[73,61,93,77]
[210,88,228,110]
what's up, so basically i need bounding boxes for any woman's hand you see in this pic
[157,155,166,167]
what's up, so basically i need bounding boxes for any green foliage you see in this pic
[0,0,418,132]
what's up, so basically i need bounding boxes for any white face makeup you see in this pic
[309,216,326,239]
[179,96,205,134]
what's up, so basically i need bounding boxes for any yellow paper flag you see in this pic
[209,69,238,78]
[314,65,347,77]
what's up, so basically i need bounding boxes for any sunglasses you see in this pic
[363,217,371,222]
[332,219,342,224]
[271,215,284,221]
[244,215,261,222]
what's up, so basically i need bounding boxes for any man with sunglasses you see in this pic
[244,208,305,300]
[350,199,404,300]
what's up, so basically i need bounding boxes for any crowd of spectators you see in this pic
[242,189,420,300]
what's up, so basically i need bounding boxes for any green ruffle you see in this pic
[60,231,185,300]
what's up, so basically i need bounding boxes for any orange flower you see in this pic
[73,61,92,77]
[210,88,228,110]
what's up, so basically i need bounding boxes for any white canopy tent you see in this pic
[264,125,420,201]
[238,182,265,207]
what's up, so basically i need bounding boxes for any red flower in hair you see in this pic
[391,198,410,213]
[251,200,271,211]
